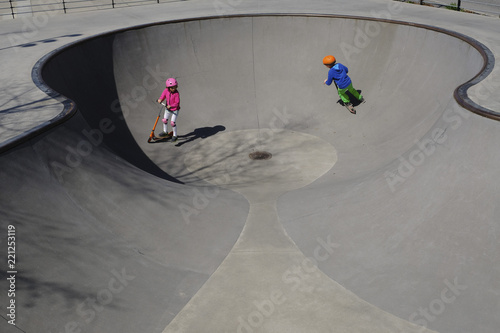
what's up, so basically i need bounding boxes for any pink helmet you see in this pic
[166,78,178,87]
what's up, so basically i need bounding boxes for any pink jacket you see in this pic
[159,90,180,111]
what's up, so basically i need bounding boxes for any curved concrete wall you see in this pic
[5,14,497,333]
[43,15,483,180]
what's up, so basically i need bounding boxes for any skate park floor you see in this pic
[1,0,500,332]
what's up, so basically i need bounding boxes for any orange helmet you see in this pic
[323,55,336,65]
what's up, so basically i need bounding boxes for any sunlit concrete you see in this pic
[1,1,500,333]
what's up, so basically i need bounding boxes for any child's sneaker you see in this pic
[171,136,178,142]
[345,103,356,114]
[158,131,168,138]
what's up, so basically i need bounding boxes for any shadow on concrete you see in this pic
[174,125,226,147]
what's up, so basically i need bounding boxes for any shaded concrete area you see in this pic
[1,4,500,333]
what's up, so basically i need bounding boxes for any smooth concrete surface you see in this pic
[1,1,500,333]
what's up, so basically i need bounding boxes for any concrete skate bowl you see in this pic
[5,14,498,333]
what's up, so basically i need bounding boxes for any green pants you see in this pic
[337,83,362,104]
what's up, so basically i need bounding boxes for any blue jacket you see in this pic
[325,63,351,89]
